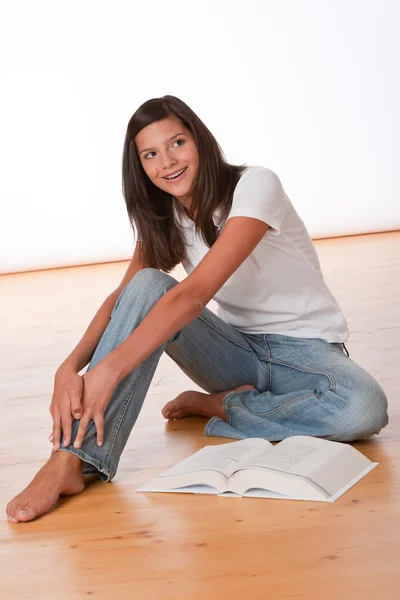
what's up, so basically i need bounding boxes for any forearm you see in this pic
[58,291,119,374]
[97,287,203,384]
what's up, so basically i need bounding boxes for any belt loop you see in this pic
[342,343,350,357]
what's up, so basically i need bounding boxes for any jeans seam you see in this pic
[196,314,268,358]
[204,416,220,436]
[102,358,148,475]
[266,358,337,391]
[226,390,319,418]
[222,390,238,425]
[263,335,272,389]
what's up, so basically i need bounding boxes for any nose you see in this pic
[161,149,177,172]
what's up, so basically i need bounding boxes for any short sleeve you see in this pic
[227,167,289,235]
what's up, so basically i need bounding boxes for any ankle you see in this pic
[52,449,83,472]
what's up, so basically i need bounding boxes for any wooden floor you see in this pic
[1,232,399,600]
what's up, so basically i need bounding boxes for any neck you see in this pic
[175,196,195,220]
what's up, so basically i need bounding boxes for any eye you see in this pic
[144,151,155,159]
[173,139,184,148]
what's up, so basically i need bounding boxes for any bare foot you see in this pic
[6,451,84,524]
[161,384,256,422]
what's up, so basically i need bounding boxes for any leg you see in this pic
[7,269,267,521]
[59,268,186,479]
[204,335,389,442]
[162,305,271,419]
[63,270,270,479]
[161,385,256,421]
[7,269,181,522]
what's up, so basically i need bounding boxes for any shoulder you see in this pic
[235,166,283,194]
[224,166,289,233]
[232,166,287,209]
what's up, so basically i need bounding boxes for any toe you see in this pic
[7,515,20,524]
[171,410,184,419]
[6,500,18,518]
[8,499,37,523]
[6,500,23,523]
[162,400,176,418]
[15,507,36,522]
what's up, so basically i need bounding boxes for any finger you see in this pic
[52,414,62,452]
[93,413,104,447]
[68,388,83,420]
[73,416,90,449]
[61,407,73,448]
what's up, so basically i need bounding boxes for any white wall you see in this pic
[1,0,399,274]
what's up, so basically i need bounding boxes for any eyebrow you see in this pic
[139,133,186,155]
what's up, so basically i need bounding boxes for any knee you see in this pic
[358,381,388,438]
[130,268,178,293]
[337,377,389,441]
[113,268,179,313]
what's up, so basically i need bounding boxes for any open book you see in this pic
[136,436,378,502]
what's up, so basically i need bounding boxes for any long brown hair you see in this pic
[122,95,246,272]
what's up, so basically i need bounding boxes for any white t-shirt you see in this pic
[174,166,349,343]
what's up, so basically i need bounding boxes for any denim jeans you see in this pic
[60,269,389,481]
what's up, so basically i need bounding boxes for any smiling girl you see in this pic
[7,95,388,523]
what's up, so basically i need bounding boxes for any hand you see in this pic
[72,364,117,450]
[50,367,84,451]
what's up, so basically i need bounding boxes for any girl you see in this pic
[7,95,388,523]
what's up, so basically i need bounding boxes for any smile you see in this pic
[163,167,187,182]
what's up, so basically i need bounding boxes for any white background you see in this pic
[1,0,399,274]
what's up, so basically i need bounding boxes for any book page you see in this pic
[245,438,319,472]
[158,438,271,479]
[243,436,374,497]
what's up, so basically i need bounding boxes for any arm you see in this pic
[72,216,269,448]
[107,217,270,383]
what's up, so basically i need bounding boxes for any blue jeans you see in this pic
[60,269,389,481]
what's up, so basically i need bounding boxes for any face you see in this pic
[135,116,199,208]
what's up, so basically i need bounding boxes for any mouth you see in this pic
[162,167,188,183]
